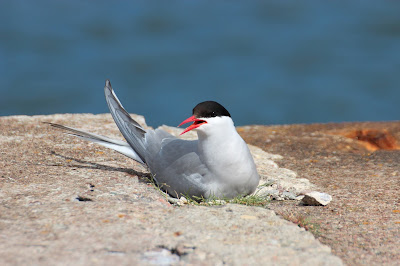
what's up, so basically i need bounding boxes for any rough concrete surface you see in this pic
[0,114,342,265]
[240,122,400,265]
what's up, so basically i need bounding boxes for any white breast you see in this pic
[195,116,260,198]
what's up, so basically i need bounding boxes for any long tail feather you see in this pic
[45,122,145,164]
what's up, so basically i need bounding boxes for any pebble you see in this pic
[301,191,332,206]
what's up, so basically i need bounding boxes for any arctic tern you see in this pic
[48,80,259,199]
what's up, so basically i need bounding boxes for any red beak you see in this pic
[178,115,207,135]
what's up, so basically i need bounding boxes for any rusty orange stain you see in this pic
[331,129,399,151]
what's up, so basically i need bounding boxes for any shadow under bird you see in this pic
[48,80,260,199]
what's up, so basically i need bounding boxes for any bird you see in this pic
[48,80,259,199]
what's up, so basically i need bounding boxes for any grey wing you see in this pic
[104,80,147,163]
[145,130,210,198]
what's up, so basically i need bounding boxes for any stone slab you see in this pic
[0,114,342,265]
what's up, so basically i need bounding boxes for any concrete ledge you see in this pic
[0,114,343,265]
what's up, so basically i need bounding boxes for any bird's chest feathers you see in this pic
[197,132,252,178]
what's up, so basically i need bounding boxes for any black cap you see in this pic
[193,101,231,118]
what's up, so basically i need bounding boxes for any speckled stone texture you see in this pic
[240,121,400,265]
[0,114,342,265]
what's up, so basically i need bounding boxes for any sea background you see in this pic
[1,1,399,128]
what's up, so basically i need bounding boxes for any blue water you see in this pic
[1,1,399,127]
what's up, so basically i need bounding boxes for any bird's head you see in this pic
[178,101,231,135]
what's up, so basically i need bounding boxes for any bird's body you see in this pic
[49,80,259,199]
